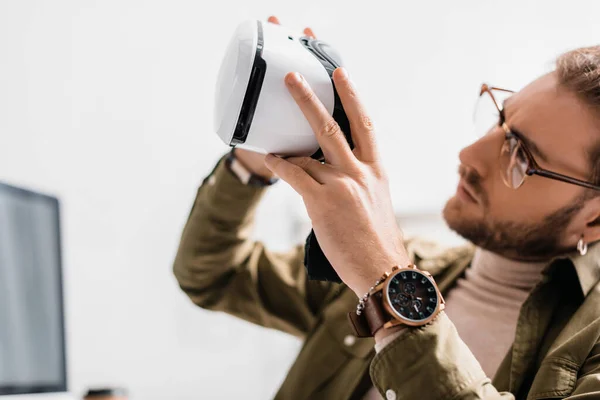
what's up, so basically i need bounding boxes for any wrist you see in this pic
[374,325,406,346]
[234,148,277,180]
[351,250,411,298]
[225,149,279,187]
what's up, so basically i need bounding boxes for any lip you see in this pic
[456,180,480,204]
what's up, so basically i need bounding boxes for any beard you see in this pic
[442,166,586,261]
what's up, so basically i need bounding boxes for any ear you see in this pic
[580,196,600,244]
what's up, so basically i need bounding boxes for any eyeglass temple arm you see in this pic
[480,84,515,115]
[530,169,600,192]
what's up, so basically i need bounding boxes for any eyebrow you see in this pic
[501,98,550,164]
[511,129,549,164]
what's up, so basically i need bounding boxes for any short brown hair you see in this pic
[556,46,600,186]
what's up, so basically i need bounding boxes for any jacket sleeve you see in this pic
[173,154,338,338]
[370,312,514,399]
[370,312,600,399]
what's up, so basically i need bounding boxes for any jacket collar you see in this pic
[551,241,600,296]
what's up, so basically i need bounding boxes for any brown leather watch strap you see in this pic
[347,310,370,338]
[347,291,389,338]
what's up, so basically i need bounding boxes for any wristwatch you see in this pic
[348,264,445,338]
[225,148,279,187]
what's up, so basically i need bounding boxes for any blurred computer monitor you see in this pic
[0,182,71,399]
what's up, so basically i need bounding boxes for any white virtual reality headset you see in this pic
[213,19,353,160]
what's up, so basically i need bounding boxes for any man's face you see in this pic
[443,72,600,260]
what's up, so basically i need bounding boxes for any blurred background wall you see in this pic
[0,0,598,398]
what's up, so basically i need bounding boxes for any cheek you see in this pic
[486,175,582,224]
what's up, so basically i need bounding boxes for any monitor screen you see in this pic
[0,182,67,395]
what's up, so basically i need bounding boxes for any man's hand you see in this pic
[264,68,410,297]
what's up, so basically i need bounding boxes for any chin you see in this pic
[442,195,484,240]
[443,195,466,225]
[442,195,459,224]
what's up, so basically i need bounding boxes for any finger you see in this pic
[303,27,316,38]
[264,154,318,196]
[285,72,355,167]
[333,67,380,162]
[286,156,339,184]
[267,16,281,25]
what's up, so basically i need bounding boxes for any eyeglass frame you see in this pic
[479,83,600,191]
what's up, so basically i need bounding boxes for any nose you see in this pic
[458,130,504,180]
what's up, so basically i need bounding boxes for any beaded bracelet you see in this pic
[355,270,391,316]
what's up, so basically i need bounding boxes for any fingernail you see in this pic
[337,67,348,79]
[264,153,276,167]
[286,72,302,87]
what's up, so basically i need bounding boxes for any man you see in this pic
[173,17,600,400]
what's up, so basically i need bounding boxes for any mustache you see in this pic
[458,164,487,204]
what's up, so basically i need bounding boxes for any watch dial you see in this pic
[387,270,438,322]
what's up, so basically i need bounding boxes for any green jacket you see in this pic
[173,154,600,400]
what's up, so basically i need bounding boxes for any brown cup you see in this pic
[83,388,128,400]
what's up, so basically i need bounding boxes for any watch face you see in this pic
[386,269,439,323]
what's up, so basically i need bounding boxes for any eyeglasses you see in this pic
[474,83,600,191]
